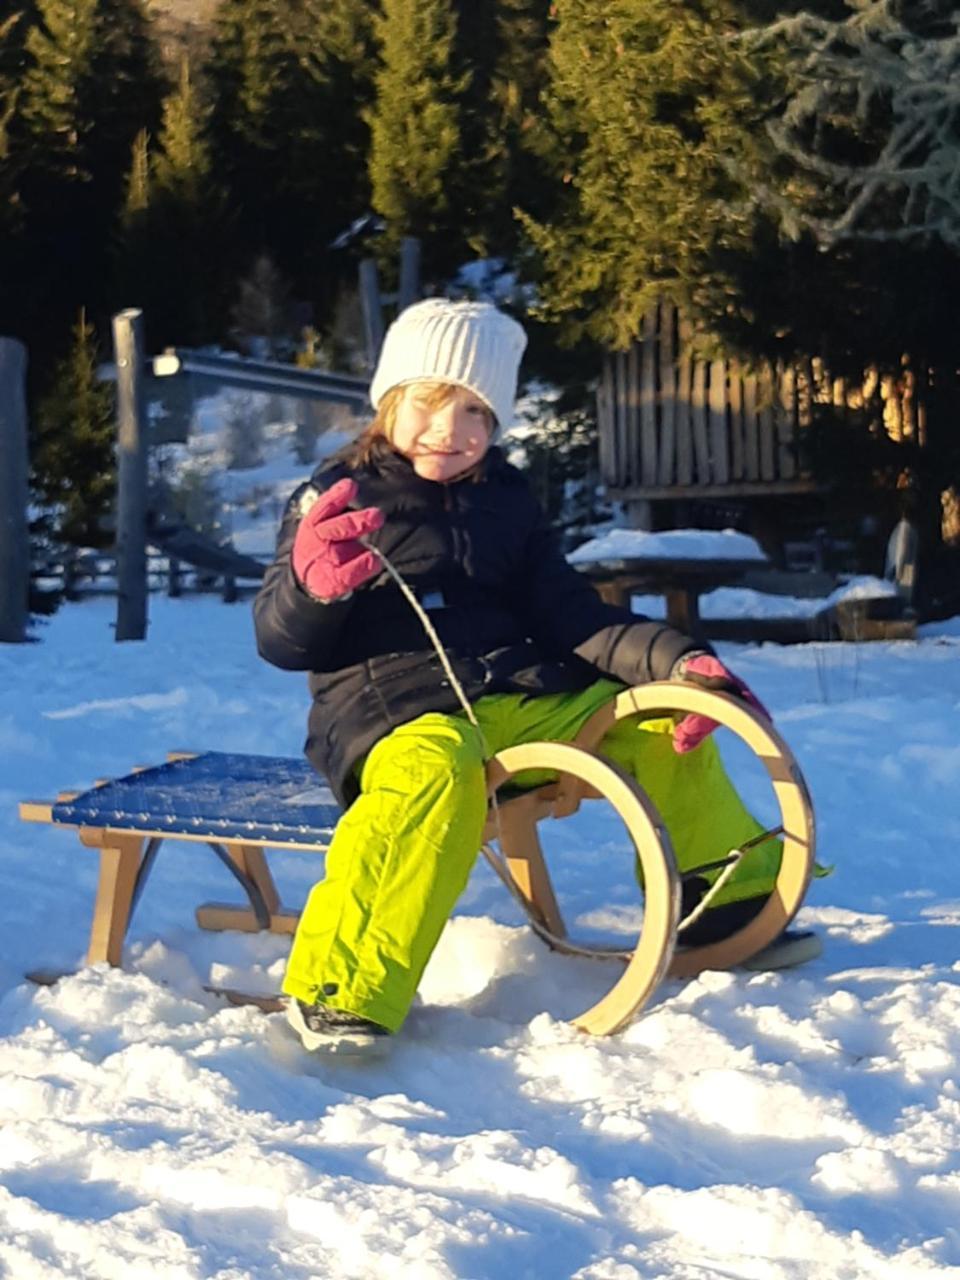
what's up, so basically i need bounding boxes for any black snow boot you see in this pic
[286,998,391,1057]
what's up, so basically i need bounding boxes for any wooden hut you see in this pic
[596,302,819,532]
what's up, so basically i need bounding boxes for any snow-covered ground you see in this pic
[2,593,960,1279]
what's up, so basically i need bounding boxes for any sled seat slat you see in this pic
[19,751,345,970]
[47,751,342,846]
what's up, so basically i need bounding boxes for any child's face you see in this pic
[390,383,494,482]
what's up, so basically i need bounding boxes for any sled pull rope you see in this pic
[677,824,784,934]
[357,535,788,912]
[298,485,499,819]
[359,537,484,739]
[357,535,505,842]
[299,484,499,819]
[294,486,484,740]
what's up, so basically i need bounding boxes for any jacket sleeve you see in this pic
[511,504,703,685]
[252,481,356,671]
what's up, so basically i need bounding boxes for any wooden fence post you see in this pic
[113,309,149,642]
[359,258,385,369]
[398,237,421,312]
[0,337,29,643]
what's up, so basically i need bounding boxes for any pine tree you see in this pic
[312,0,378,225]
[21,0,161,196]
[208,0,374,312]
[367,0,470,277]
[722,1,960,558]
[11,0,162,349]
[114,59,229,347]
[483,0,552,254]
[31,310,116,549]
[113,126,154,323]
[229,254,295,357]
[0,7,34,120]
[519,0,772,349]
[415,0,553,262]
[300,0,377,306]
[0,10,30,239]
[0,7,37,321]
[123,126,151,216]
[448,0,498,252]
[154,59,212,203]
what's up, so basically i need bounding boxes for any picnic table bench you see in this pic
[575,555,766,634]
[568,530,770,636]
[19,684,816,1035]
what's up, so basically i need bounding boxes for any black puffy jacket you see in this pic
[253,444,700,804]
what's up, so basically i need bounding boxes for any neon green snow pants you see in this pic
[282,679,789,1031]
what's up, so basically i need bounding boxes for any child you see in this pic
[254,298,795,1056]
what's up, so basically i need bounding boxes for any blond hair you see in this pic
[341,381,495,469]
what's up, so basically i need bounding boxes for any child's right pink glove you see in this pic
[292,477,384,601]
[671,652,770,753]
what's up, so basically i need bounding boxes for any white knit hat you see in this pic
[369,298,527,431]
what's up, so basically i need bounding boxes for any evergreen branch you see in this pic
[742,0,960,249]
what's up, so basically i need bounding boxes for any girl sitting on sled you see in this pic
[254,298,804,1055]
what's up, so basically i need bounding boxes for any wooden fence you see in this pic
[31,548,261,607]
[597,301,923,501]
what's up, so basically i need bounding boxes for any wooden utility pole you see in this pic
[359,258,385,369]
[0,338,29,643]
[398,237,421,312]
[113,309,149,641]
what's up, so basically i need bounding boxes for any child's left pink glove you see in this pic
[671,653,770,753]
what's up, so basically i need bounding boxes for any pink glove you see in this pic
[671,653,770,753]
[292,477,384,601]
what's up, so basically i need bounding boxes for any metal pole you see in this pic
[0,337,29,643]
[358,257,385,369]
[113,309,149,641]
[398,236,421,312]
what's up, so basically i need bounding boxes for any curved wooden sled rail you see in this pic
[616,684,815,981]
[483,681,817,1036]
[485,740,681,1036]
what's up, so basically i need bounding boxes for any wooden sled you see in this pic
[18,682,815,1036]
[484,682,816,1033]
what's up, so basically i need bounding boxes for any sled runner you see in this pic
[19,683,816,1035]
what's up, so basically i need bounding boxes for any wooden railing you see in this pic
[30,548,262,606]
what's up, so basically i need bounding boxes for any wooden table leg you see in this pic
[85,833,144,966]
[664,585,699,634]
[596,580,629,607]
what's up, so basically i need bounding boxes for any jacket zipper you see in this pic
[443,483,460,561]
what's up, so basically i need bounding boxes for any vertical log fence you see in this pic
[598,301,923,507]
[598,302,816,499]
